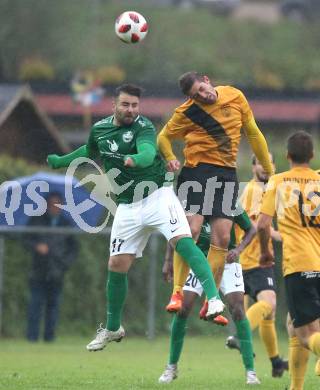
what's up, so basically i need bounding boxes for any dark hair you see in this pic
[252,153,274,165]
[178,71,205,95]
[287,130,313,163]
[114,83,142,98]
[46,191,63,201]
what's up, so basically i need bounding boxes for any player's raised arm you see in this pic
[242,118,273,177]
[157,109,189,171]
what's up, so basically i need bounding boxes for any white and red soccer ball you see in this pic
[115,11,148,44]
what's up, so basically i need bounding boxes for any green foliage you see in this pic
[19,57,55,81]
[0,1,319,87]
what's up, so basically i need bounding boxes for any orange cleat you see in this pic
[213,314,229,326]
[199,300,208,320]
[166,291,183,313]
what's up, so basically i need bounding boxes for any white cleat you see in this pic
[246,370,261,385]
[86,324,125,351]
[158,364,178,384]
[206,297,225,320]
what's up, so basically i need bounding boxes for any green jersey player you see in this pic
[160,209,261,385]
[47,84,224,352]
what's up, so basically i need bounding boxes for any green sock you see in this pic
[169,314,188,365]
[106,271,128,331]
[235,319,255,371]
[175,237,219,300]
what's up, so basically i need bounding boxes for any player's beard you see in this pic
[115,111,137,127]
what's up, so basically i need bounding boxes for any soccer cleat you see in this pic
[315,358,320,375]
[158,364,178,384]
[86,324,125,351]
[271,358,289,378]
[226,335,241,352]
[206,297,225,320]
[246,370,261,385]
[199,300,208,320]
[213,314,229,326]
[166,291,183,313]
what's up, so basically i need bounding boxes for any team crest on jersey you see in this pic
[122,130,134,143]
[221,105,231,117]
[106,140,119,152]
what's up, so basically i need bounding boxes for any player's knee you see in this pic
[108,257,122,272]
[213,233,230,249]
[299,335,310,349]
[190,225,201,240]
[178,305,191,319]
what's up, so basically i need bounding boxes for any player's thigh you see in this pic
[146,186,191,241]
[110,203,152,258]
[210,217,233,248]
[220,262,245,296]
[183,270,204,298]
[176,164,238,219]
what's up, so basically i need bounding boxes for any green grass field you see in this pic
[0,335,319,389]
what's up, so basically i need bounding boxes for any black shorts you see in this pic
[176,163,238,219]
[243,266,276,301]
[285,272,320,328]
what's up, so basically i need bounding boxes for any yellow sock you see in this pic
[289,336,310,390]
[259,319,279,358]
[308,332,320,356]
[173,251,189,294]
[246,300,273,331]
[314,358,320,376]
[207,245,227,289]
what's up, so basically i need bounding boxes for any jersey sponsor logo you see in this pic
[122,130,134,143]
[235,283,242,287]
[106,140,119,152]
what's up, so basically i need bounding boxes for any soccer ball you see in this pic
[115,11,148,44]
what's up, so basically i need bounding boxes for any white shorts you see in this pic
[183,262,245,297]
[110,186,191,257]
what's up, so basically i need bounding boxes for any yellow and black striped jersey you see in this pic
[159,86,253,168]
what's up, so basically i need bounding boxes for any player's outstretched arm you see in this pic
[47,145,88,169]
[243,118,274,176]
